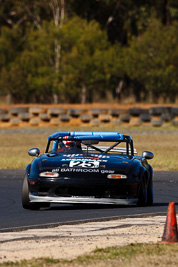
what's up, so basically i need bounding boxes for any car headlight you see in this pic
[107,174,127,179]
[39,172,59,177]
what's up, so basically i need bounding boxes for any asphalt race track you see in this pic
[0,170,178,232]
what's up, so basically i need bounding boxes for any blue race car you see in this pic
[22,131,154,209]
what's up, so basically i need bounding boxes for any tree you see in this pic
[0,22,55,102]
[0,17,124,103]
[59,17,123,103]
[0,26,22,68]
[0,26,24,97]
[1,1,178,104]
[123,18,178,102]
[68,0,178,44]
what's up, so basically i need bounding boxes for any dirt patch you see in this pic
[0,216,168,263]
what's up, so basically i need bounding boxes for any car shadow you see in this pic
[41,202,178,211]
[39,203,128,211]
[46,204,138,211]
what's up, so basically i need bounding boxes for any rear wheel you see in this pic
[147,177,153,206]
[22,174,50,210]
[137,176,147,206]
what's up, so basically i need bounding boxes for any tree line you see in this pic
[0,0,177,104]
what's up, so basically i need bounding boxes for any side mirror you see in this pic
[142,151,154,160]
[28,148,40,157]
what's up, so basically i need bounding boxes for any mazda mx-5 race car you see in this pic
[22,131,154,209]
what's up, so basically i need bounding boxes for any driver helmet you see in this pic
[63,139,75,148]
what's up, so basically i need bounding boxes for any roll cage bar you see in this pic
[45,132,134,156]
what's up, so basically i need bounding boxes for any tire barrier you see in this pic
[149,107,165,115]
[80,114,92,123]
[29,118,40,126]
[39,113,51,122]
[120,113,130,123]
[47,108,66,116]
[151,118,163,127]
[68,109,83,117]
[129,108,143,116]
[29,107,45,115]
[91,119,100,126]
[60,114,71,122]
[109,109,124,117]
[18,112,32,122]
[10,118,21,126]
[90,109,103,118]
[99,114,112,123]
[0,113,11,122]
[9,107,29,115]
[140,113,151,123]
[0,109,7,115]
[50,118,60,126]
[0,105,177,127]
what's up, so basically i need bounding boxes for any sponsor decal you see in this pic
[60,168,115,174]
[69,160,99,168]
[52,168,60,172]
[67,156,99,160]
[61,168,99,173]
[63,154,83,157]
[91,154,110,159]
[101,170,115,174]
[63,153,110,159]
[62,158,107,163]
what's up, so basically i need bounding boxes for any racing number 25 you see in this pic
[69,160,99,168]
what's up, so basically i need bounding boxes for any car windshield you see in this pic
[47,140,136,156]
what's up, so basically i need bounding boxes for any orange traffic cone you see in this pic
[159,202,178,243]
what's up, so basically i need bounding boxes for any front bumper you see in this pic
[29,175,138,199]
[29,194,138,205]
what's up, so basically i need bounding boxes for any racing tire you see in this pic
[171,107,178,116]
[80,114,92,123]
[110,109,123,117]
[22,175,50,210]
[0,109,7,115]
[149,107,164,115]
[9,107,28,115]
[47,108,65,116]
[69,109,83,117]
[60,114,71,122]
[90,109,102,117]
[137,176,147,206]
[129,108,142,116]
[147,177,153,206]
[140,114,151,122]
[18,112,31,121]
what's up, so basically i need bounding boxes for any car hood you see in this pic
[38,152,138,174]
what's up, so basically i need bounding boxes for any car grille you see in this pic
[54,186,107,197]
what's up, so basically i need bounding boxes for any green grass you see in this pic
[1,243,178,267]
[0,125,177,170]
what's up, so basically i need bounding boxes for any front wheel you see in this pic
[137,176,147,206]
[22,174,49,210]
[147,177,153,206]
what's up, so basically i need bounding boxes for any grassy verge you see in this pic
[131,133,178,171]
[0,127,177,170]
[1,243,178,267]
[0,126,177,170]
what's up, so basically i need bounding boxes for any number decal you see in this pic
[69,160,99,168]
